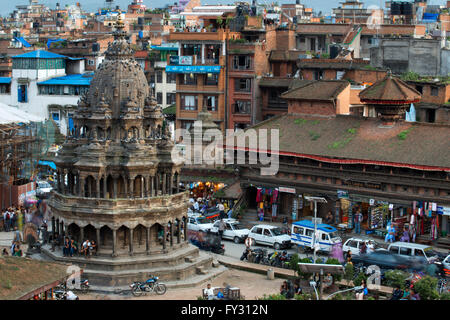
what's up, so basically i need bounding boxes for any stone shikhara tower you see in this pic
[46,18,215,288]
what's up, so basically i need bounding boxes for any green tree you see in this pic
[325,258,342,281]
[344,264,354,282]
[383,270,409,289]
[413,276,439,300]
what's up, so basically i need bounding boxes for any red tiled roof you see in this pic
[269,50,303,62]
[231,114,450,171]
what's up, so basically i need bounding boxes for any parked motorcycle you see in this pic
[130,275,167,297]
[79,279,90,294]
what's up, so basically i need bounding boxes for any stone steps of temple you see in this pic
[88,264,228,294]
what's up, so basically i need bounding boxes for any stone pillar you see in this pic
[177,220,181,244]
[124,177,129,198]
[169,174,173,195]
[112,229,117,257]
[80,177,85,197]
[141,176,144,198]
[96,228,101,252]
[162,224,167,251]
[170,222,174,247]
[80,226,84,243]
[144,176,150,197]
[146,226,151,254]
[162,173,167,195]
[183,218,187,242]
[129,228,134,256]
[151,176,155,197]
[113,177,118,199]
[60,221,65,237]
[130,177,135,198]
[176,174,180,193]
[103,175,107,199]
[156,174,160,196]
[87,177,92,197]
[96,178,101,198]
[56,219,60,235]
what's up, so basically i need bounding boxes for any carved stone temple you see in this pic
[44,21,219,289]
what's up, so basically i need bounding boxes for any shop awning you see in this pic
[166,65,221,74]
[38,160,56,170]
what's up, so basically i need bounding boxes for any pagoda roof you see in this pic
[359,75,422,104]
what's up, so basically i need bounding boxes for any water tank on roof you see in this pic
[391,2,401,15]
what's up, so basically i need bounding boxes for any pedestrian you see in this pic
[2,248,8,256]
[359,241,367,254]
[218,202,225,219]
[69,239,76,257]
[218,219,226,240]
[355,279,368,300]
[82,239,91,258]
[203,283,215,300]
[390,285,403,300]
[63,237,70,257]
[410,287,420,300]
[324,211,334,225]
[17,207,24,231]
[90,240,97,256]
[13,227,22,243]
[280,281,288,297]
[10,209,16,230]
[354,209,363,234]
[13,244,23,257]
[3,208,11,232]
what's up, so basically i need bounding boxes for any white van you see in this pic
[291,220,342,253]
[387,242,440,264]
[247,225,292,249]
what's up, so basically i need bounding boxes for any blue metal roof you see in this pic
[166,65,221,74]
[37,74,92,86]
[292,220,337,233]
[12,50,68,59]
[38,160,56,170]
[14,37,32,48]
[151,44,179,51]
[0,77,11,84]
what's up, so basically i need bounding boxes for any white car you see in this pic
[211,219,250,243]
[36,180,53,198]
[187,216,215,233]
[443,254,450,275]
[247,224,292,249]
[342,238,384,255]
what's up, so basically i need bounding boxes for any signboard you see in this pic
[342,180,382,190]
[279,187,296,194]
[169,55,193,66]
[437,206,450,216]
[337,190,349,199]
[292,198,298,221]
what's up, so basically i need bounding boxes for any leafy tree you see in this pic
[258,294,286,300]
[440,292,450,300]
[325,258,342,281]
[353,272,367,286]
[344,263,354,282]
[413,276,439,300]
[383,270,409,289]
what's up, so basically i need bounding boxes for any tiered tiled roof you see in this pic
[281,80,349,101]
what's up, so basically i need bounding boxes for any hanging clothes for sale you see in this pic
[272,204,278,218]
[256,188,262,202]
[271,189,279,204]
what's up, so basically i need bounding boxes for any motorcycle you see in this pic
[240,248,251,261]
[130,275,167,297]
[80,279,90,294]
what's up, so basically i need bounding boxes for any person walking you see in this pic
[218,202,225,219]
[355,279,368,300]
[354,209,363,234]
[218,219,226,240]
[13,227,22,244]
[3,209,11,232]
[10,209,16,230]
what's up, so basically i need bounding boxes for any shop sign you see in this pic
[169,55,193,65]
[337,190,349,199]
[279,187,296,194]
[437,206,450,216]
[342,180,382,190]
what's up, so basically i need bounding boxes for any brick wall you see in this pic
[275,29,296,51]
[344,69,387,84]
[288,100,336,115]
[410,83,450,105]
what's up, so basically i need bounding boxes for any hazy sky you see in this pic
[1,0,447,17]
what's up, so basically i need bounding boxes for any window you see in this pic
[51,112,60,124]
[414,249,425,257]
[348,240,358,248]
[314,70,324,80]
[181,73,197,85]
[180,95,197,110]
[204,95,217,112]
[430,86,439,96]
[204,73,218,86]
[263,229,272,237]
[87,59,95,66]
[18,84,27,102]
[233,55,251,70]
[156,70,163,83]
[305,229,314,237]
[235,78,251,92]
[293,226,304,235]
[166,73,176,84]
[234,100,251,114]
[321,233,329,241]
[166,92,176,105]
[156,92,162,104]
[415,85,423,94]
[389,246,399,254]
[253,227,263,235]
[180,121,194,131]
[400,247,412,256]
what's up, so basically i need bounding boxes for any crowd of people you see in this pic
[1,206,33,232]
[61,237,97,258]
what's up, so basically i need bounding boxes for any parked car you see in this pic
[211,219,250,243]
[291,220,341,253]
[36,180,53,198]
[187,216,215,233]
[387,242,441,264]
[247,225,292,249]
[343,237,385,255]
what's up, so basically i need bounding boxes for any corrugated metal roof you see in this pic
[12,50,68,59]
[38,74,92,86]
